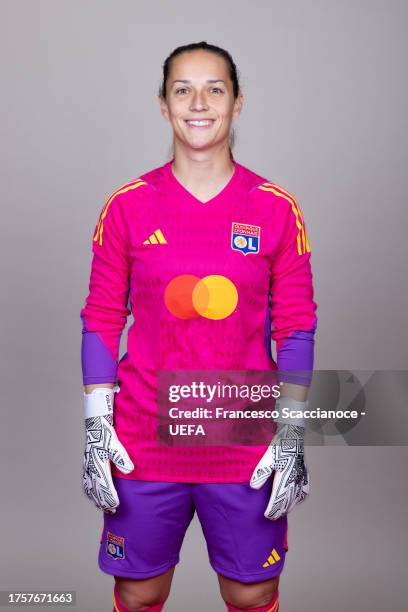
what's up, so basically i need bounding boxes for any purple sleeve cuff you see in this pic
[81,330,118,385]
[277,330,315,386]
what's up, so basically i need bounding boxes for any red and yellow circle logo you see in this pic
[164,274,238,320]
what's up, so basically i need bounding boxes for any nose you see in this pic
[189,89,209,112]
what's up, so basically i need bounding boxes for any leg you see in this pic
[113,567,175,611]
[98,477,194,611]
[218,574,279,611]
[192,482,288,611]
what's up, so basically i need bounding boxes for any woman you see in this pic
[81,42,317,612]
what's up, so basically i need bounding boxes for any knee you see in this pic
[224,592,278,611]
[220,576,279,610]
[115,579,169,611]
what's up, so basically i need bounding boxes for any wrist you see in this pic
[274,396,308,428]
[83,385,120,419]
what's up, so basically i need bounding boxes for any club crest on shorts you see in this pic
[106,531,125,560]
[231,222,261,255]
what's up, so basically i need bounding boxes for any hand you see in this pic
[250,423,309,520]
[82,387,134,514]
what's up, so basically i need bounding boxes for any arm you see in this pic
[269,192,317,403]
[80,193,134,512]
[80,193,131,387]
[84,383,114,392]
[250,191,317,519]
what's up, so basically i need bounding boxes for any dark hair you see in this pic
[159,41,241,159]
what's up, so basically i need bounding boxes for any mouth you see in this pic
[184,119,215,129]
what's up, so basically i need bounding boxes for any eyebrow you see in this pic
[171,79,226,85]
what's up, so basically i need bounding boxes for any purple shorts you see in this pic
[99,476,288,583]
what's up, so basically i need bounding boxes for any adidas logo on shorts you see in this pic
[262,548,281,567]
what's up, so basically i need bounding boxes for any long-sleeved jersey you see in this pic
[80,160,317,482]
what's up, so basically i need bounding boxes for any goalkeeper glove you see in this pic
[250,397,310,520]
[82,386,134,514]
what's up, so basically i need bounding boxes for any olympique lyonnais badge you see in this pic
[106,531,125,560]
[231,222,261,255]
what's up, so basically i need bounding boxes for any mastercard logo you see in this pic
[164,274,238,320]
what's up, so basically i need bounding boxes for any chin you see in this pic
[178,137,214,151]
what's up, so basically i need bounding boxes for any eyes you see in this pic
[174,86,225,96]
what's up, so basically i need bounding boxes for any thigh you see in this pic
[193,479,288,584]
[99,477,195,579]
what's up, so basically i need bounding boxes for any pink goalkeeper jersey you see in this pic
[80,159,317,482]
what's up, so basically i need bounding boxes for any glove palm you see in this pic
[82,389,134,514]
[250,423,309,520]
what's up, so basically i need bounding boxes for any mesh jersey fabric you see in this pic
[80,160,317,482]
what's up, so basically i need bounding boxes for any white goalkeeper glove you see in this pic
[250,397,310,520]
[82,386,134,514]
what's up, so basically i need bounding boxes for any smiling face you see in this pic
[159,50,243,155]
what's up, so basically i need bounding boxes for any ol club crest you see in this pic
[231,222,261,255]
[106,531,125,560]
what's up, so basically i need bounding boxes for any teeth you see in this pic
[187,120,213,126]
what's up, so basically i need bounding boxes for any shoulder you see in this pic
[111,161,169,200]
[238,162,302,214]
[106,165,162,204]
[93,165,165,246]
[99,163,167,214]
[237,162,310,251]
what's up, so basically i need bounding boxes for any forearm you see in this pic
[84,383,114,394]
[279,381,309,402]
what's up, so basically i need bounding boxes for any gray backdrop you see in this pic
[1,0,407,610]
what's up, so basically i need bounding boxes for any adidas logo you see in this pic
[143,229,167,245]
[262,548,281,567]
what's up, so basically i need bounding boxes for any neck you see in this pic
[171,141,235,195]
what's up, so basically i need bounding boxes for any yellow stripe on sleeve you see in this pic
[268,182,305,223]
[258,182,310,255]
[93,179,147,246]
[93,179,144,240]
[258,185,303,231]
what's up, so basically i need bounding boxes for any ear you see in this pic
[232,94,244,120]
[158,96,170,122]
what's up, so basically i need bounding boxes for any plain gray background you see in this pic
[1,0,407,610]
